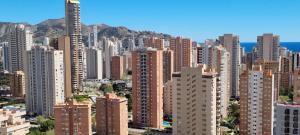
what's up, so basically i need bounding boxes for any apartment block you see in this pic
[9,71,25,98]
[163,49,174,84]
[111,55,124,80]
[257,33,280,62]
[26,46,65,117]
[172,66,217,135]
[54,100,92,135]
[239,66,274,135]
[170,37,192,72]
[132,47,163,129]
[96,93,128,135]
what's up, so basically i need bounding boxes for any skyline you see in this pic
[1,0,300,42]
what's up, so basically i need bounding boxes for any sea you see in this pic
[241,42,300,53]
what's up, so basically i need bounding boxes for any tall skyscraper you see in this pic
[170,37,192,72]
[219,34,241,97]
[65,0,84,91]
[292,53,300,71]
[132,48,163,129]
[26,46,65,117]
[54,100,92,135]
[96,93,128,135]
[9,71,25,98]
[239,66,274,135]
[8,24,33,73]
[208,45,231,119]
[172,66,217,135]
[86,47,103,79]
[257,33,280,62]
[103,37,120,79]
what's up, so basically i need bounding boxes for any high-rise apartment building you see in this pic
[96,93,128,135]
[239,66,274,135]
[172,66,217,135]
[132,48,163,129]
[143,37,164,50]
[274,103,300,135]
[292,53,300,71]
[86,47,103,79]
[54,100,92,135]
[26,46,65,117]
[9,71,25,98]
[65,0,84,91]
[163,49,174,84]
[219,34,241,97]
[8,24,33,73]
[280,56,292,91]
[257,33,280,62]
[111,55,124,80]
[103,37,121,79]
[170,37,192,72]
[208,45,231,119]
[88,25,98,48]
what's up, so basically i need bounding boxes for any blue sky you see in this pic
[1,0,299,42]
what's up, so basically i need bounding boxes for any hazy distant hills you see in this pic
[0,18,171,45]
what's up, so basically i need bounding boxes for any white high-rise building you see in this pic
[274,103,300,135]
[26,46,65,117]
[172,66,217,135]
[88,25,98,48]
[103,37,120,79]
[219,34,241,97]
[86,47,103,79]
[0,42,9,71]
[8,24,33,73]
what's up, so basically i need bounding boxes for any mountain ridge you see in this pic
[0,18,171,45]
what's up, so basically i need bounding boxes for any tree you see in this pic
[100,83,114,94]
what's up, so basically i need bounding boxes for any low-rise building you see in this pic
[0,108,30,135]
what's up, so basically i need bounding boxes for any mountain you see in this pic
[0,18,171,45]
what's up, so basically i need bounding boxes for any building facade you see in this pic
[26,46,65,117]
[86,47,103,79]
[8,24,33,73]
[96,93,128,135]
[65,0,84,91]
[54,100,92,135]
[274,103,300,135]
[239,66,274,135]
[9,71,25,98]
[163,49,174,84]
[218,34,241,97]
[172,66,217,135]
[170,37,192,72]
[132,48,163,129]
[0,108,30,135]
[257,33,280,62]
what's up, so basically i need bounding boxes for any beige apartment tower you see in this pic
[9,71,25,98]
[132,48,164,129]
[257,33,280,62]
[54,100,92,135]
[170,37,192,72]
[172,66,217,135]
[96,93,128,135]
